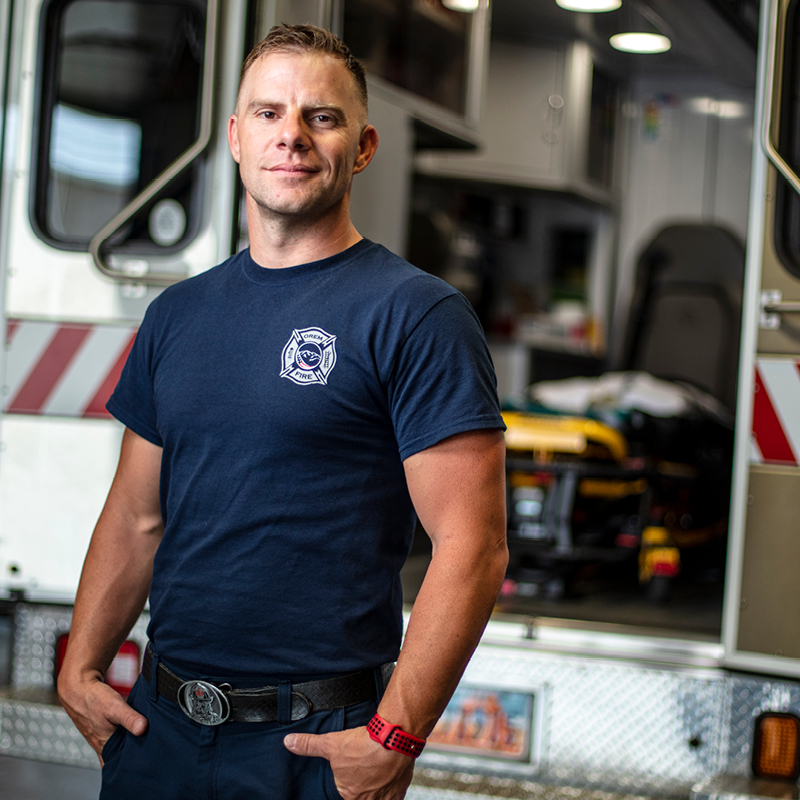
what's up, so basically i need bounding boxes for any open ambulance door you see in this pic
[724,0,800,678]
[0,0,249,598]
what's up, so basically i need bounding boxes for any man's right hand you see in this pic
[58,670,148,764]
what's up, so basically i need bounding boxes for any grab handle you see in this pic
[89,0,220,286]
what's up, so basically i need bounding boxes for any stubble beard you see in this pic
[246,177,352,232]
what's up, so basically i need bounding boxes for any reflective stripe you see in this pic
[751,359,800,466]
[3,320,137,418]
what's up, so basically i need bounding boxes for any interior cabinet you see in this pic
[415,40,618,204]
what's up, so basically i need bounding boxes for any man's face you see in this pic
[228,51,376,223]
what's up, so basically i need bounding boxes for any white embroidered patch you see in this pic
[280,327,337,386]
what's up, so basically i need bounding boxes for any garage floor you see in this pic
[0,755,100,800]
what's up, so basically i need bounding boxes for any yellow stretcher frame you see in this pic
[502,411,629,463]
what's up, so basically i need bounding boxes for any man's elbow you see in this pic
[489,531,509,587]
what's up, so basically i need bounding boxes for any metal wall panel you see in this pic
[11,603,149,689]
[423,645,729,796]
[736,468,800,658]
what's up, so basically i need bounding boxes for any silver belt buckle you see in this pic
[177,680,231,726]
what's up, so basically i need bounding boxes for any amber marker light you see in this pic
[752,712,800,780]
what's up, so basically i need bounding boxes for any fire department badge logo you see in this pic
[280,327,337,386]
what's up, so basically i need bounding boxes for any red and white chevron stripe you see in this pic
[752,358,800,466]
[3,320,137,418]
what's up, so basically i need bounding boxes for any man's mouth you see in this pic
[269,164,318,174]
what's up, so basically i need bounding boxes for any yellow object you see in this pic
[641,526,670,546]
[579,478,647,499]
[502,412,628,462]
[639,526,680,583]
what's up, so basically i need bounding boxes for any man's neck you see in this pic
[247,201,363,269]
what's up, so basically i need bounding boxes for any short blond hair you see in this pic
[237,24,368,114]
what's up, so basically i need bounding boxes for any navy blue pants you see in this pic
[99,655,378,800]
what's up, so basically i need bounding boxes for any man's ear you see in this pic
[228,114,241,163]
[353,125,379,175]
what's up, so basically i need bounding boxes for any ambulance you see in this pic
[1,2,800,799]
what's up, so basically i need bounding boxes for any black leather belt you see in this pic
[142,645,393,726]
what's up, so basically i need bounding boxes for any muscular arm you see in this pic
[286,428,508,798]
[377,428,508,735]
[58,427,164,759]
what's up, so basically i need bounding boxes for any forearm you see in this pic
[377,530,508,738]
[64,506,161,678]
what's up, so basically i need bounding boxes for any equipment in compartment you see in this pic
[502,402,731,601]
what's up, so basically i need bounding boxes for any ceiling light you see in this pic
[610,32,671,53]
[442,0,480,10]
[556,0,621,10]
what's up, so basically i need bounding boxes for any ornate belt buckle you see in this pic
[177,680,231,726]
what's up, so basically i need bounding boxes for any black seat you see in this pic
[502,224,745,602]
[620,224,745,412]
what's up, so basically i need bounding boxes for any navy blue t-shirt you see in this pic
[108,240,504,678]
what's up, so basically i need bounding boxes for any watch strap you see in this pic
[367,713,426,758]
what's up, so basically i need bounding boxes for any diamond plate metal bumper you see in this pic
[3,603,800,800]
[0,603,149,767]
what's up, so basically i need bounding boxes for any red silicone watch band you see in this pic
[367,713,426,758]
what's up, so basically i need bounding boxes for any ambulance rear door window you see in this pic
[33,0,205,251]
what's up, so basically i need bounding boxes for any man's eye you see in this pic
[260,111,276,119]
[312,114,333,123]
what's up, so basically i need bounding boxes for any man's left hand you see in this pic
[284,726,414,800]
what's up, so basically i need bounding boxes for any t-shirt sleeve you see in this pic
[389,292,505,460]
[106,305,162,447]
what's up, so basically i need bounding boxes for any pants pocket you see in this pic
[322,760,345,800]
[320,700,377,800]
[100,725,126,765]
[101,673,144,768]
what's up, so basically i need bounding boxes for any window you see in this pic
[775,0,800,278]
[33,0,205,251]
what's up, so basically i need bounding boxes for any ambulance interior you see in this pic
[399,0,758,640]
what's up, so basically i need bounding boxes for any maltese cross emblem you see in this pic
[280,327,337,386]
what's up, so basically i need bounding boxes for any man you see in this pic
[58,24,508,800]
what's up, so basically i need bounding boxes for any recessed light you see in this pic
[556,0,621,10]
[442,0,480,10]
[609,32,671,53]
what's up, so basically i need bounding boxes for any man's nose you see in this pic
[278,112,310,150]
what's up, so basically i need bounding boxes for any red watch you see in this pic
[367,713,426,758]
